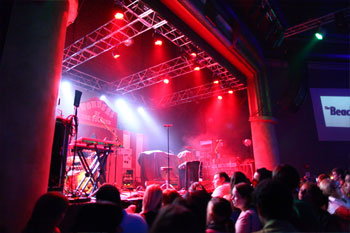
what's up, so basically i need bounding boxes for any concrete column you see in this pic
[0,1,69,232]
[249,116,280,171]
[246,71,280,171]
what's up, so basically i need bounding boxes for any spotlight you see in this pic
[112,46,120,59]
[153,30,163,46]
[114,1,124,20]
[315,27,326,40]
[213,80,219,84]
[217,96,223,100]
[190,52,197,58]
[137,107,145,114]
[100,95,106,101]
[163,79,169,84]
[228,90,233,94]
[193,60,200,71]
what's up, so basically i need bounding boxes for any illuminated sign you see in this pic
[320,96,350,128]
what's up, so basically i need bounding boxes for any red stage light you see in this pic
[190,52,197,58]
[213,80,219,84]
[228,90,233,94]
[194,66,200,71]
[218,96,223,100]
[114,12,124,20]
[113,54,120,59]
[155,39,163,46]
[163,79,169,84]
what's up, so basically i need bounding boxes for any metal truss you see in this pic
[155,82,246,108]
[285,8,350,38]
[111,0,244,94]
[62,0,167,72]
[63,0,245,107]
[62,69,150,105]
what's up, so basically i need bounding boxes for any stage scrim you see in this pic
[138,150,179,185]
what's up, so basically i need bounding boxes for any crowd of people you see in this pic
[23,165,350,232]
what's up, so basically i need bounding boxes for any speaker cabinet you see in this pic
[48,117,72,192]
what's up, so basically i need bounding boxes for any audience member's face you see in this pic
[342,175,350,197]
[298,183,310,201]
[213,174,223,188]
[332,171,341,182]
[231,187,246,210]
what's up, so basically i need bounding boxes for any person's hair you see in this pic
[150,204,199,233]
[319,179,339,197]
[332,167,345,180]
[208,197,233,224]
[162,189,180,206]
[230,171,250,191]
[317,173,329,184]
[234,182,254,207]
[23,192,68,233]
[273,164,300,192]
[253,179,293,221]
[256,168,272,181]
[216,172,230,182]
[71,202,123,232]
[142,184,163,213]
[300,182,328,210]
[95,184,121,205]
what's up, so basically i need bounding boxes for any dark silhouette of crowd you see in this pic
[22,164,350,232]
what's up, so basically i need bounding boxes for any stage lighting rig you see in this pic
[114,0,125,20]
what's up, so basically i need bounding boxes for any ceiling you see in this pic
[63,0,349,107]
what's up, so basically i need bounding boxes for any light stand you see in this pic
[161,124,174,189]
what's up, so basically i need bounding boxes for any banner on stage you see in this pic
[78,97,117,129]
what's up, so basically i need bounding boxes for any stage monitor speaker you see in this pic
[48,117,72,192]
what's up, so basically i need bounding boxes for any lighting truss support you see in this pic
[155,82,246,108]
[284,8,350,38]
[62,1,167,72]
[63,69,150,105]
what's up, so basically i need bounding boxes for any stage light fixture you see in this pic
[213,80,219,84]
[163,79,169,84]
[112,46,120,59]
[228,90,233,94]
[193,60,200,71]
[114,1,124,20]
[100,95,106,101]
[217,96,223,100]
[315,27,326,40]
[153,30,163,46]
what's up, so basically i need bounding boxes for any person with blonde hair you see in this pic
[140,184,163,228]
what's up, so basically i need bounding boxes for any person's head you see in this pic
[95,184,121,205]
[319,179,342,198]
[206,197,232,225]
[298,182,328,210]
[162,189,180,206]
[253,179,293,224]
[142,184,163,213]
[332,167,344,184]
[230,171,250,191]
[273,164,300,194]
[342,175,350,198]
[150,204,199,233]
[231,182,254,211]
[23,192,69,233]
[213,172,229,189]
[72,202,123,233]
[253,168,272,187]
[316,173,329,187]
